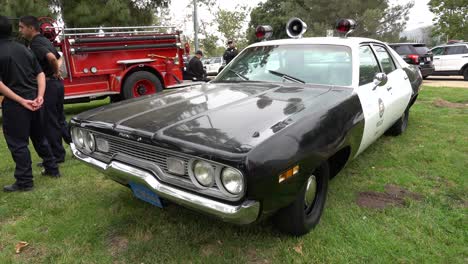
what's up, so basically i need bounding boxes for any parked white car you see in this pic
[204,57,224,75]
[430,43,468,80]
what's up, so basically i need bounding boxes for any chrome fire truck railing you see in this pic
[62,25,177,37]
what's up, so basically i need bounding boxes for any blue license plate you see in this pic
[129,182,164,208]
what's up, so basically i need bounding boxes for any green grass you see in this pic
[0,87,467,263]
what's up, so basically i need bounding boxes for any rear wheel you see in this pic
[386,109,409,136]
[122,71,163,100]
[463,67,468,81]
[273,163,329,236]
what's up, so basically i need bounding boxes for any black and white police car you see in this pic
[70,18,422,236]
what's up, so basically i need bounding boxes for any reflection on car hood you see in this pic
[75,82,332,153]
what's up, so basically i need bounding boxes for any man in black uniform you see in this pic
[223,40,238,65]
[186,50,206,81]
[0,16,60,192]
[19,16,71,166]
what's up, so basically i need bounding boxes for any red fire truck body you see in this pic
[42,20,186,103]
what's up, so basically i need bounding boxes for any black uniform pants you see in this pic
[2,99,58,187]
[44,79,70,162]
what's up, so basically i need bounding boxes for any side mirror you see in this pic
[372,72,388,90]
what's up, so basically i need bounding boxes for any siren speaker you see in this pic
[286,18,307,38]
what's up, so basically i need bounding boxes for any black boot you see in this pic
[3,183,34,192]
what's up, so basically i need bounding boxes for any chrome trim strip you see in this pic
[71,143,260,225]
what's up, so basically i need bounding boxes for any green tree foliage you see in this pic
[247,0,414,43]
[1,0,52,18]
[429,0,468,40]
[216,6,250,50]
[57,0,169,27]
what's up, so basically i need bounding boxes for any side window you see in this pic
[446,46,465,55]
[432,47,445,55]
[359,45,380,85]
[373,45,396,74]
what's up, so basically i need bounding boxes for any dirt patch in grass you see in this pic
[433,98,468,109]
[246,248,270,264]
[107,235,129,257]
[357,184,423,209]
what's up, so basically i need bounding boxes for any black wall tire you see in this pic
[463,67,468,81]
[122,71,163,100]
[386,109,409,136]
[273,163,329,236]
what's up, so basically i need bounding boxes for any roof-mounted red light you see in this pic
[255,25,273,41]
[335,19,356,37]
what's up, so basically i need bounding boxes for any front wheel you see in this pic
[273,163,329,236]
[122,71,163,100]
[463,67,468,81]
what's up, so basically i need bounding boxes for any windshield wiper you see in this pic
[268,70,305,84]
[228,69,249,81]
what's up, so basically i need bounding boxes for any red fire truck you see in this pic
[38,18,188,103]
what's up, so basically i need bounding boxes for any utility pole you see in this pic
[193,0,199,52]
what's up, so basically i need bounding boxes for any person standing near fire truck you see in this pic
[0,16,60,192]
[223,40,238,65]
[187,50,207,81]
[19,16,71,165]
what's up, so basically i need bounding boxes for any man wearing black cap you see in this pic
[223,40,238,65]
[187,50,206,81]
[0,16,60,192]
[19,15,71,166]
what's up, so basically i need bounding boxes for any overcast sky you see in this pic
[169,0,435,37]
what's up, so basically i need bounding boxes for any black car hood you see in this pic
[76,82,332,153]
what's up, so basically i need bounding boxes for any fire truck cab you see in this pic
[39,18,187,103]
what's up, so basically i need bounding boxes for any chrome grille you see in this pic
[95,133,191,178]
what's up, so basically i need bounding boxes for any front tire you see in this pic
[463,67,468,81]
[386,109,409,136]
[273,163,329,236]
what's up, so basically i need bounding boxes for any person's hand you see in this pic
[32,96,44,109]
[20,99,36,111]
[53,72,63,80]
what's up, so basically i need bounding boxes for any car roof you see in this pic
[249,37,386,48]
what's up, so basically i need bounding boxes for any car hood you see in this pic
[76,82,332,153]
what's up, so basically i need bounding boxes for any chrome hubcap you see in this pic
[304,175,317,208]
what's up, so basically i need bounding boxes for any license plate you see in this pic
[129,182,164,208]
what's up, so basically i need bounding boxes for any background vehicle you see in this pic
[204,57,224,75]
[430,43,468,80]
[389,43,434,78]
[38,17,188,103]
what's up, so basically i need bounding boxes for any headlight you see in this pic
[221,168,244,195]
[84,131,96,152]
[72,127,85,149]
[192,160,215,187]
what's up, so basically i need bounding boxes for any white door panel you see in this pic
[383,69,412,125]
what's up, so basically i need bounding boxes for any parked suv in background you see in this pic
[389,43,435,78]
[430,43,468,80]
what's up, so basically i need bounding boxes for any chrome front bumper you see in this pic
[71,144,260,225]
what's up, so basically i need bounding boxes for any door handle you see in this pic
[387,86,392,91]
[434,58,440,60]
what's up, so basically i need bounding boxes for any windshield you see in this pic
[214,44,352,86]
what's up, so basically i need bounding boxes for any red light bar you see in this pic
[335,19,356,37]
[255,25,273,40]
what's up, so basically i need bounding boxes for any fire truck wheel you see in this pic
[123,71,163,100]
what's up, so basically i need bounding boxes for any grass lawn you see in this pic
[0,86,466,263]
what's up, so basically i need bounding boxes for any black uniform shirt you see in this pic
[0,37,43,100]
[30,34,60,78]
[223,47,238,64]
[187,56,204,80]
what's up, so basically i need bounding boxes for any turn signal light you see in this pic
[279,165,300,183]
